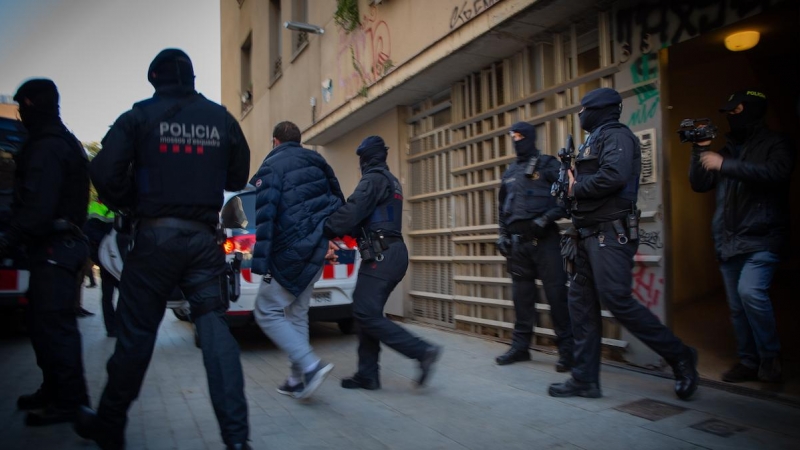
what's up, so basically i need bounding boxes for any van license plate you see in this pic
[311,292,332,304]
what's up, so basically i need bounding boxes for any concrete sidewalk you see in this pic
[1,287,798,450]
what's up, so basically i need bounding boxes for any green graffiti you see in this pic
[627,52,660,127]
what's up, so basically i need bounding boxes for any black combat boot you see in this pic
[671,346,698,400]
[548,378,602,398]
[495,347,531,366]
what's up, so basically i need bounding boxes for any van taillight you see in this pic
[224,234,255,255]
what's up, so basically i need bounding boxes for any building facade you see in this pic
[221,0,799,374]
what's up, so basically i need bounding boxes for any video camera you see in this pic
[550,134,575,210]
[677,118,718,144]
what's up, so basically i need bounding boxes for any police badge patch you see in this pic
[532,171,540,180]
[583,146,591,158]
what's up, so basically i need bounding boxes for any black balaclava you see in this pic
[356,135,388,172]
[147,48,195,89]
[579,87,623,132]
[13,78,60,131]
[726,100,767,142]
[510,122,538,162]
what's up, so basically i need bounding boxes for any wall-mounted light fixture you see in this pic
[724,31,760,51]
[284,21,325,35]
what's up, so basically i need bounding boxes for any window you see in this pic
[240,33,253,113]
[269,0,282,83]
[291,0,308,56]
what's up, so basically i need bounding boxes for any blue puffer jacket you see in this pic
[250,141,344,296]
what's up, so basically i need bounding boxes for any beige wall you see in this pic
[221,0,516,174]
[0,103,17,120]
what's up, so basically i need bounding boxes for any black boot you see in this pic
[495,347,531,366]
[341,376,381,390]
[74,406,125,450]
[227,443,252,450]
[671,347,698,400]
[758,356,782,383]
[548,378,602,398]
[25,405,78,426]
[416,345,442,387]
[17,389,52,410]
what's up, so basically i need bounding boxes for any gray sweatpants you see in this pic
[253,269,323,379]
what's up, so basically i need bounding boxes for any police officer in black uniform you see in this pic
[73,49,251,450]
[0,79,90,426]
[548,88,698,400]
[495,122,573,371]
[324,136,441,390]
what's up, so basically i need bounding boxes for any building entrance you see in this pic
[664,3,800,399]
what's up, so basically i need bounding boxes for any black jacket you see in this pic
[324,159,400,239]
[571,121,640,228]
[689,125,795,260]
[9,122,88,239]
[498,155,566,235]
[91,85,249,225]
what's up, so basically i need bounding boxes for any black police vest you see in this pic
[571,123,640,226]
[132,95,229,221]
[501,154,559,226]
[364,168,403,236]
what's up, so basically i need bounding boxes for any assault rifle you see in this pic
[550,134,575,212]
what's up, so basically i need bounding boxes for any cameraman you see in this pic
[689,89,795,383]
[495,122,573,371]
[549,88,698,400]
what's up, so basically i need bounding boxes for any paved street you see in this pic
[1,287,799,450]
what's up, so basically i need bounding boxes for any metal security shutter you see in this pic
[407,13,628,352]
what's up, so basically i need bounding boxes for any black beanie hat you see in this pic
[148,48,195,88]
[13,78,59,115]
[356,136,388,156]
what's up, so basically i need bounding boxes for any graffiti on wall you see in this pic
[632,260,664,315]
[617,0,778,125]
[616,0,777,63]
[450,0,503,29]
[337,6,393,98]
[639,229,664,250]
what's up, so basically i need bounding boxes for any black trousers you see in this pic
[352,242,429,381]
[25,237,90,409]
[506,230,573,359]
[569,229,687,384]
[95,225,248,446]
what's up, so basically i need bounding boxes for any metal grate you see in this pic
[614,399,687,422]
[690,419,747,438]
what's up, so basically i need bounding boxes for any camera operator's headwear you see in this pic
[148,48,195,89]
[579,88,622,132]
[13,78,60,130]
[357,135,388,169]
[510,122,538,161]
[720,89,767,141]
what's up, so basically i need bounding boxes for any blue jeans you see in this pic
[720,251,781,367]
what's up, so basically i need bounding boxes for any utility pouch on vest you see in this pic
[626,208,641,241]
[358,233,376,262]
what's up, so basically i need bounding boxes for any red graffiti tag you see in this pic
[632,263,663,312]
[336,6,392,98]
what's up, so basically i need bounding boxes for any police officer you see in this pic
[74,49,251,450]
[0,79,90,426]
[324,136,441,390]
[495,122,573,371]
[548,88,698,400]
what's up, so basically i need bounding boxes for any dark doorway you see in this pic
[663,3,800,398]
